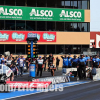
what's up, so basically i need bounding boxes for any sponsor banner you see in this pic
[0,6,84,22]
[90,32,100,48]
[29,64,35,77]
[0,31,56,42]
[6,81,51,88]
[34,75,69,84]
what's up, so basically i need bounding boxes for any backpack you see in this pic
[91,68,96,75]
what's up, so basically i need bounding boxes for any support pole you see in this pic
[31,41,33,63]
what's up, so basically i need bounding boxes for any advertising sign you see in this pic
[36,75,68,84]
[6,81,51,89]
[0,6,84,22]
[29,64,35,77]
[90,32,100,48]
[0,31,56,42]
[27,33,37,38]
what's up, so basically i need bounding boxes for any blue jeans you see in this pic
[19,67,23,75]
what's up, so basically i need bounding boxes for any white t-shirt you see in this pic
[37,59,44,65]
[7,60,12,65]
[19,59,24,67]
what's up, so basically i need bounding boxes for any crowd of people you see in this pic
[0,53,100,80]
[0,53,59,80]
[36,54,56,77]
[61,54,100,80]
[35,53,100,79]
[0,54,25,80]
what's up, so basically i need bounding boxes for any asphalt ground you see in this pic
[1,69,100,100]
[14,69,62,81]
[6,80,100,100]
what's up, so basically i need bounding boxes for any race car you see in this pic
[0,64,13,83]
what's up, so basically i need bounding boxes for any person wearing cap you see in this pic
[71,55,79,77]
[77,54,87,80]
[71,55,78,68]
[18,55,25,76]
[92,55,100,68]
[36,56,44,77]
[67,53,72,68]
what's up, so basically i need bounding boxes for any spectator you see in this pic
[61,55,68,75]
[4,56,7,65]
[36,56,44,77]
[71,55,78,68]
[56,57,60,70]
[25,57,29,71]
[67,54,72,68]
[10,64,17,78]
[10,54,13,57]
[11,57,16,66]
[18,55,25,76]
[89,56,93,67]
[7,57,12,68]
[77,54,87,80]
[92,55,100,68]
[16,55,20,76]
[0,54,4,64]
[42,55,47,71]
[48,53,55,71]
[49,63,56,76]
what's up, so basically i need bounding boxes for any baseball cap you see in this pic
[73,55,77,57]
[39,56,42,58]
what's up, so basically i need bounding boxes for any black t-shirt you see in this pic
[48,56,54,63]
[25,58,28,67]
[56,58,60,65]
[11,60,16,66]
[42,57,47,63]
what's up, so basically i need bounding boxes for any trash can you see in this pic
[29,64,35,77]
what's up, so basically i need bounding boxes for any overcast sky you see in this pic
[90,0,100,31]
